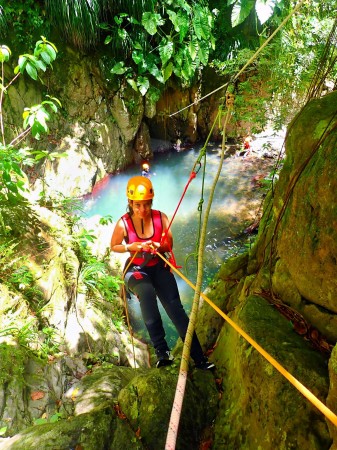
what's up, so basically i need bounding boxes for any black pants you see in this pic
[125,260,205,363]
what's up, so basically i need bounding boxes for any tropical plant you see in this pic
[42,1,216,99]
[74,226,122,305]
[0,37,61,240]
[210,0,337,130]
[104,0,215,98]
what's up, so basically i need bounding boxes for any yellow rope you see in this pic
[157,251,337,429]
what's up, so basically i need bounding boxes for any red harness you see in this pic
[122,210,163,267]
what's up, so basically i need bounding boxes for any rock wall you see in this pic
[195,90,337,448]
[4,46,236,199]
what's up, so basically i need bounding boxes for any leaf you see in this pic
[137,76,149,96]
[34,418,47,425]
[35,59,47,72]
[198,40,209,65]
[40,51,51,65]
[18,55,28,74]
[25,62,38,80]
[0,45,11,62]
[127,79,138,91]
[231,0,255,27]
[110,61,128,75]
[132,50,143,65]
[31,391,45,401]
[193,5,211,40]
[142,12,164,35]
[255,0,277,25]
[163,62,173,82]
[118,29,128,40]
[0,427,7,436]
[189,39,198,61]
[159,40,174,66]
[44,44,57,62]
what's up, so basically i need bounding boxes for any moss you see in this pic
[0,343,26,386]
[6,404,117,450]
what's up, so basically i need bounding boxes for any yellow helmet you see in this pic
[126,176,154,200]
[142,163,150,169]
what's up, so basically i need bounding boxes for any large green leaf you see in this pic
[111,61,128,75]
[163,62,173,82]
[159,40,174,66]
[198,40,209,65]
[25,62,38,80]
[231,0,255,27]
[193,4,211,40]
[167,9,189,41]
[142,12,164,35]
[255,0,277,25]
[132,50,143,64]
[189,38,198,61]
[137,76,150,95]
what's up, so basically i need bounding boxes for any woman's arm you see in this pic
[110,219,143,253]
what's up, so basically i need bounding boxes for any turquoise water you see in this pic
[83,143,272,346]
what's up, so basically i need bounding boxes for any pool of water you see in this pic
[83,141,277,346]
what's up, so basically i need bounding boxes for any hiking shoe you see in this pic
[156,350,174,368]
[195,359,215,371]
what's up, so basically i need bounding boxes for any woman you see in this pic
[110,176,214,370]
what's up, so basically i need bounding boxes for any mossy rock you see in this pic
[211,295,331,450]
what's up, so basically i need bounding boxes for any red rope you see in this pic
[159,169,198,268]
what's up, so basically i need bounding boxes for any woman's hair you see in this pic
[126,201,133,216]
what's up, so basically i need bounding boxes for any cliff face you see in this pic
[2,40,337,447]
[196,90,337,448]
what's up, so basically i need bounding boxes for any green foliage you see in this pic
[0,39,61,215]
[34,412,63,426]
[211,0,337,131]
[45,0,101,50]
[0,320,61,361]
[1,0,50,49]
[99,214,114,226]
[14,37,57,81]
[104,1,215,95]
[0,239,22,281]
[74,227,123,312]
[0,343,26,386]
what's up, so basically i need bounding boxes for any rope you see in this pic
[157,251,337,429]
[169,0,308,118]
[185,108,220,269]
[161,110,219,251]
[165,98,234,450]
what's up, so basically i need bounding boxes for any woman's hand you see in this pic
[127,242,143,252]
[141,240,160,252]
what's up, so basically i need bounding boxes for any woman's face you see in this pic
[130,200,152,218]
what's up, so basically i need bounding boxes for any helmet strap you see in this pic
[141,219,144,235]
